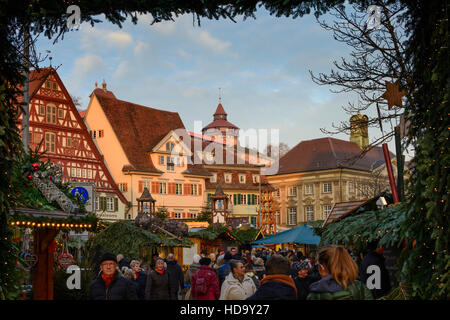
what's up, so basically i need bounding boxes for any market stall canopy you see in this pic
[321,200,368,228]
[251,224,320,245]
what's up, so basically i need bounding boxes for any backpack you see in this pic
[194,273,209,296]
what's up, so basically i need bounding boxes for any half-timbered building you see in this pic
[16,67,128,221]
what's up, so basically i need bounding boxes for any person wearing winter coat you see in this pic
[220,259,256,300]
[165,253,184,300]
[252,257,265,281]
[130,260,147,300]
[184,254,202,300]
[145,258,172,300]
[307,245,373,300]
[293,260,320,300]
[217,251,233,288]
[359,241,391,299]
[247,254,297,300]
[244,263,260,288]
[191,257,220,300]
[89,252,138,300]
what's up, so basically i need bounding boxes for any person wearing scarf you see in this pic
[145,257,173,300]
[89,252,138,300]
[247,254,298,300]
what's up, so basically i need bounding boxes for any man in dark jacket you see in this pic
[89,252,138,300]
[360,241,391,299]
[247,254,297,300]
[165,253,184,300]
[293,260,320,300]
[117,253,130,270]
[217,251,233,289]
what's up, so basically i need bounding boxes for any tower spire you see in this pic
[219,87,222,103]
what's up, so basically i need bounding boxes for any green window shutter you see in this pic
[114,198,118,212]
[251,194,255,205]
[233,194,237,205]
[238,194,241,205]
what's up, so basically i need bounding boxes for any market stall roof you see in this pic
[321,200,369,228]
[251,223,320,245]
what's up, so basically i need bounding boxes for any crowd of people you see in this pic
[89,241,391,300]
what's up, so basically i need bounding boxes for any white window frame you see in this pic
[71,168,76,177]
[159,182,167,194]
[45,132,55,153]
[160,156,165,165]
[253,174,260,183]
[323,183,332,194]
[175,183,183,195]
[348,181,354,193]
[239,174,246,184]
[82,169,86,178]
[190,184,198,196]
[288,207,297,225]
[95,197,99,211]
[306,206,314,221]
[323,205,332,219]
[305,184,313,195]
[289,186,297,197]
[106,197,114,211]
[210,173,217,183]
[46,105,56,124]
[225,173,232,183]
[174,212,181,219]
[87,170,92,179]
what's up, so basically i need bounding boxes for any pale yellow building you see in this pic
[266,137,396,230]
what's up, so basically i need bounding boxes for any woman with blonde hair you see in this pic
[307,245,372,300]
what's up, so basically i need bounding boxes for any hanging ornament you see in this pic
[381,81,406,110]
[23,253,38,269]
[57,233,74,269]
[32,163,40,171]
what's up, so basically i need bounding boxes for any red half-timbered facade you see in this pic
[16,67,128,221]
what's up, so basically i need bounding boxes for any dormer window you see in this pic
[166,142,175,152]
[239,174,246,184]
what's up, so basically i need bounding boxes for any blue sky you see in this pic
[36,7,406,157]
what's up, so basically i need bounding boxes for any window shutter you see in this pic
[124,183,128,192]
[138,181,143,193]
[152,181,158,194]
[233,194,237,205]
[114,198,118,212]
[198,184,202,196]
[238,194,241,205]
[184,184,189,196]
[101,197,106,211]
[158,156,161,165]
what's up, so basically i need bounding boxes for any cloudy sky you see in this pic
[36,7,407,157]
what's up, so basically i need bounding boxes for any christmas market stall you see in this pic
[316,195,411,299]
[7,150,99,300]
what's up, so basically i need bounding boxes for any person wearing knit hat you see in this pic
[89,252,137,300]
[293,259,320,300]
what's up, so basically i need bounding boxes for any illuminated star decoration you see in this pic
[381,81,406,109]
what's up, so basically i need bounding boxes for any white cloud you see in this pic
[187,28,231,54]
[134,41,150,56]
[80,26,133,50]
[114,61,132,79]
[73,54,104,74]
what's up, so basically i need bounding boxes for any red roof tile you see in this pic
[94,92,185,173]
[203,119,239,131]
[276,137,394,175]
[214,103,227,116]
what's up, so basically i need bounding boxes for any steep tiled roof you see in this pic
[16,68,52,103]
[94,92,185,173]
[214,103,227,116]
[203,119,239,131]
[275,137,394,175]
